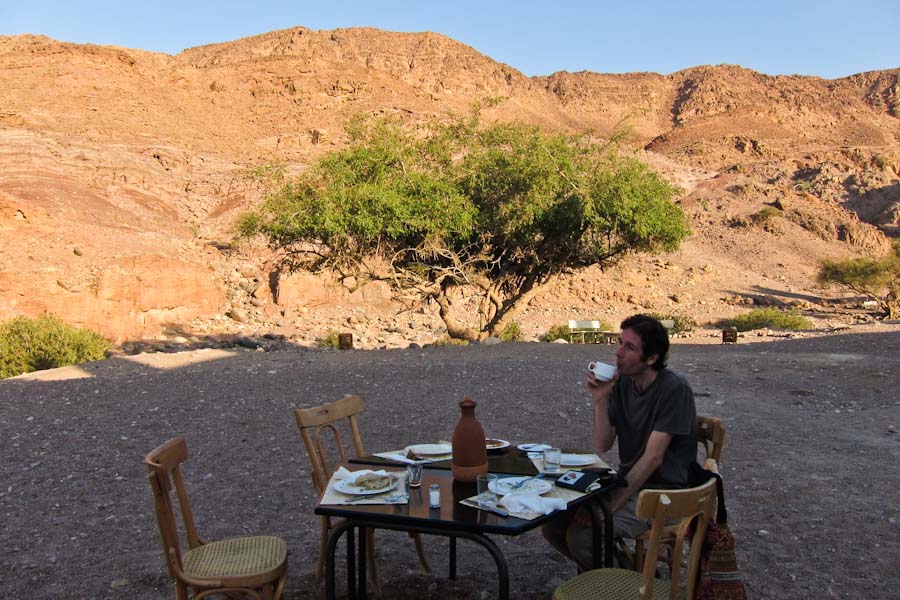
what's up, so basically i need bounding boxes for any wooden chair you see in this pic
[293,394,430,593]
[633,417,726,572]
[697,416,725,464]
[144,437,288,600]
[553,472,718,600]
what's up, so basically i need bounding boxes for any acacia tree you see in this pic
[817,242,900,317]
[240,116,689,340]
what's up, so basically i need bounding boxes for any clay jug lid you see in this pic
[459,396,477,408]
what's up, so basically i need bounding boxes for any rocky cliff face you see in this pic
[0,28,898,345]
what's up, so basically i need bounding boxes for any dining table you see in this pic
[315,444,620,600]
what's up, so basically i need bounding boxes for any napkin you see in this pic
[332,467,389,484]
[499,493,567,515]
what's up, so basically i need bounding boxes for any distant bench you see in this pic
[567,320,620,344]
[568,319,675,344]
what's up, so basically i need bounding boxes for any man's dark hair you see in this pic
[620,314,669,371]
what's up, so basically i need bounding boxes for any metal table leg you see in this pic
[325,520,356,600]
[590,498,615,568]
[326,520,510,600]
[449,535,457,579]
[358,527,367,599]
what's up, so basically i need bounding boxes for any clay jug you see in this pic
[451,396,487,482]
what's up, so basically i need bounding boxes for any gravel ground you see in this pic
[1,327,899,599]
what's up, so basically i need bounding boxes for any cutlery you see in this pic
[463,499,509,517]
[345,493,381,503]
[508,473,545,492]
[345,490,406,503]
[479,503,509,517]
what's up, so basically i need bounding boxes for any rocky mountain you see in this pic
[1,27,898,346]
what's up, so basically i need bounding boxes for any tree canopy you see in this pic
[817,241,900,317]
[240,115,689,340]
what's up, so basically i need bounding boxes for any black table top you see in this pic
[315,465,613,536]
[350,445,588,477]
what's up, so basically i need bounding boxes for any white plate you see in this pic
[334,476,397,496]
[517,443,552,452]
[560,454,596,466]
[485,438,510,450]
[489,476,553,496]
[406,443,452,456]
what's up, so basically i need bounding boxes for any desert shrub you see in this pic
[432,335,470,346]
[316,330,341,348]
[719,308,813,332]
[0,315,109,379]
[794,180,812,193]
[499,321,522,341]
[647,313,697,334]
[749,206,782,226]
[543,323,571,342]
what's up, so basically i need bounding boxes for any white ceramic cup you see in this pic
[588,361,616,382]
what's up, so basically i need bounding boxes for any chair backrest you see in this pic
[636,474,718,600]
[144,437,200,575]
[698,416,725,464]
[293,395,367,496]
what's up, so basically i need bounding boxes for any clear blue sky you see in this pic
[2,1,898,78]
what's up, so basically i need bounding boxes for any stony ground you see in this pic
[1,325,899,599]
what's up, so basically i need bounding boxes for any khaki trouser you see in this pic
[540,495,650,571]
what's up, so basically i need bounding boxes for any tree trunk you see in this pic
[434,294,479,341]
[485,278,553,338]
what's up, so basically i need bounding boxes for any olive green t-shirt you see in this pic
[608,368,698,487]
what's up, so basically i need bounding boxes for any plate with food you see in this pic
[489,476,553,496]
[334,472,397,496]
[405,443,452,456]
[560,454,597,467]
[485,438,510,451]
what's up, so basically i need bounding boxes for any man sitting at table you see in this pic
[541,313,697,571]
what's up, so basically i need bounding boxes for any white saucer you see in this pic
[560,454,596,466]
[406,443,452,456]
[517,443,552,452]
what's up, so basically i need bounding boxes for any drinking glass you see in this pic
[476,473,498,506]
[543,448,562,474]
[407,463,423,488]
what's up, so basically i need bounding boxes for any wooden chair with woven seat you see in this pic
[553,471,718,600]
[293,394,430,594]
[144,437,288,600]
[633,416,725,573]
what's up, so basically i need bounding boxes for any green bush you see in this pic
[648,313,697,334]
[432,335,470,346]
[0,315,109,379]
[499,321,522,341]
[316,330,341,348]
[719,308,813,332]
[750,206,782,226]
[543,323,571,342]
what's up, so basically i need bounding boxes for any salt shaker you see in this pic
[429,484,440,508]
